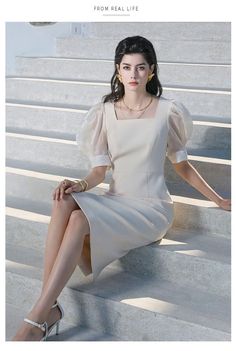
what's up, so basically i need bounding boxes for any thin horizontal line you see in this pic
[6,102,86,113]
[159,62,231,67]
[102,14,130,16]
[7,76,109,86]
[188,154,231,165]
[193,120,231,128]
[164,86,230,95]
[6,132,76,145]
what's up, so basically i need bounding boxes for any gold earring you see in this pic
[116,74,123,83]
[147,73,154,82]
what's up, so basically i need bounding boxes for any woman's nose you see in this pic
[130,70,137,78]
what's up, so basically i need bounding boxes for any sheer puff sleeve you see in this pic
[76,102,112,170]
[166,100,193,164]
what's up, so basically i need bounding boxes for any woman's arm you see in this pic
[173,160,231,211]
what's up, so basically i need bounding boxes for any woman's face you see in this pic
[116,53,154,92]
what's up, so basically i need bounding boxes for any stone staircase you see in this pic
[6,22,231,341]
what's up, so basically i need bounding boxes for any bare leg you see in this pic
[41,194,91,328]
[42,195,80,291]
[40,194,80,328]
[12,209,90,341]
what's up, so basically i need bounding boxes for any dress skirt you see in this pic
[70,191,173,281]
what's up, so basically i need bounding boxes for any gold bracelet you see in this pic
[74,179,88,192]
[81,180,88,191]
[75,180,85,192]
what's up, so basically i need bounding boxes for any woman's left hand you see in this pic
[217,198,231,211]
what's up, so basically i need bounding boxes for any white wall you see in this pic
[6,22,73,75]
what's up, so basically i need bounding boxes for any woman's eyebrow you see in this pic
[121,63,147,66]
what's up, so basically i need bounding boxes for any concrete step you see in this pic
[6,133,90,174]
[56,37,231,64]
[6,102,231,156]
[6,206,231,297]
[6,134,231,196]
[5,166,231,237]
[189,120,231,157]
[6,261,230,341]
[6,102,85,140]
[165,155,231,199]
[6,302,121,341]
[6,77,231,120]
[15,57,231,90]
[70,22,230,42]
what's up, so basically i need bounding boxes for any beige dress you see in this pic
[71,96,193,281]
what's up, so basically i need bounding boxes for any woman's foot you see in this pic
[12,320,45,341]
[12,305,51,342]
[12,303,63,341]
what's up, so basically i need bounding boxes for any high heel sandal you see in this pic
[23,301,64,341]
[23,318,49,341]
[49,301,64,336]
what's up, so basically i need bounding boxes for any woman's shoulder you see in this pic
[87,101,106,114]
[159,96,182,107]
[159,97,190,115]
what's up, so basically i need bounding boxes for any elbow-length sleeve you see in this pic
[166,100,193,164]
[76,102,112,170]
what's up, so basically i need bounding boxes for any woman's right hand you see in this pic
[53,179,83,201]
[64,182,84,195]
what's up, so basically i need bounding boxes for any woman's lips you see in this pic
[128,82,138,85]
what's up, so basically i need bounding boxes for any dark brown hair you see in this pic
[102,35,162,103]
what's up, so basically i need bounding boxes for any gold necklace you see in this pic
[121,96,153,119]
[122,96,153,111]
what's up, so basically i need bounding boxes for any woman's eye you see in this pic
[123,66,145,70]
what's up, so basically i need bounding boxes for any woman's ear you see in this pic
[150,64,155,74]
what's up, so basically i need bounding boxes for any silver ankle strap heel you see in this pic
[23,301,64,341]
[23,318,49,341]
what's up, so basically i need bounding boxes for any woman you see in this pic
[12,35,231,341]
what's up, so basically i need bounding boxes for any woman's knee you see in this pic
[52,194,80,213]
[68,209,90,233]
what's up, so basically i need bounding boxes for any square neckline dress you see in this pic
[71,96,193,281]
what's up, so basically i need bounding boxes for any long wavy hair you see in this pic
[102,35,162,103]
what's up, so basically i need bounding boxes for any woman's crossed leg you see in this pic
[12,194,91,341]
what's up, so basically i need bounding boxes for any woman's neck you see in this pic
[122,91,152,109]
